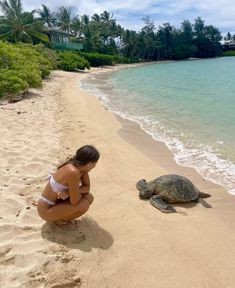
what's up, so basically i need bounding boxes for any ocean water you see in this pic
[81,57,235,194]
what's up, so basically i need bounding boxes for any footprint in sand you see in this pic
[177,210,188,216]
[26,249,82,288]
[0,252,15,266]
[47,277,81,288]
[0,247,12,261]
[0,198,24,221]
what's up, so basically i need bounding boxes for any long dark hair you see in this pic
[58,145,100,169]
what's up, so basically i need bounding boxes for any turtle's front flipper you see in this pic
[150,195,176,213]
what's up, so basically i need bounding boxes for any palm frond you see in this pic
[0,0,11,16]
[27,29,49,42]
[0,30,12,40]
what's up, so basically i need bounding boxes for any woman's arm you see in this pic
[68,170,82,205]
[79,172,90,194]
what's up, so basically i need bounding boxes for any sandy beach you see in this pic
[1,67,235,288]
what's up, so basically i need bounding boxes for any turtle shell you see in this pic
[154,174,199,202]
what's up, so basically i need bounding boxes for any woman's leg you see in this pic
[65,193,94,221]
[38,197,90,222]
[82,193,94,204]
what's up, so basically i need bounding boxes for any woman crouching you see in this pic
[37,145,100,228]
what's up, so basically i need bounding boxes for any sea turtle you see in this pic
[136,174,211,213]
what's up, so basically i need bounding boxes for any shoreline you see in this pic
[1,67,235,287]
[80,63,233,195]
[116,115,226,193]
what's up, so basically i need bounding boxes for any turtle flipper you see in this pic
[150,195,176,213]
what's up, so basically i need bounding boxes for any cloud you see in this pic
[18,0,235,33]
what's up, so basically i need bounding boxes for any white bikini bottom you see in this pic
[39,195,56,205]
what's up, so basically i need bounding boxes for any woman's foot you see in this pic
[55,219,79,230]
[71,219,80,228]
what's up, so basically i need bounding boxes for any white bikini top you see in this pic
[48,173,68,193]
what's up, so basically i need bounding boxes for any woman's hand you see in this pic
[57,191,69,200]
[80,189,89,194]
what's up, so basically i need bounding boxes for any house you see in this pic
[221,40,235,51]
[46,29,83,51]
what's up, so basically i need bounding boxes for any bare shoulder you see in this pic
[62,164,80,179]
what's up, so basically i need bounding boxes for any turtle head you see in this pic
[136,179,147,190]
[136,179,153,199]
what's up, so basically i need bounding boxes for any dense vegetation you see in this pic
[0,0,225,61]
[0,0,233,98]
[0,41,56,97]
[57,51,90,71]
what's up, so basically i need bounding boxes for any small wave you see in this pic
[135,116,235,195]
[165,138,235,195]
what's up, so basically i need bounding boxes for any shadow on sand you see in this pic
[41,216,114,252]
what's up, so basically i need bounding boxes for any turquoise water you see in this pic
[81,57,235,194]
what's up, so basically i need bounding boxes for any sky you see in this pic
[19,0,235,34]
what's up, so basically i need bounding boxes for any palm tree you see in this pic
[193,17,222,58]
[81,14,90,26]
[100,11,113,23]
[92,13,101,22]
[0,0,48,43]
[56,6,73,33]
[37,4,56,28]
[80,14,96,51]
[121,29,139,57]
[140,16,156,60]
[71,16,82,36]
[156,23,174,59]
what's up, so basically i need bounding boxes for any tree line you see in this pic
[0,0,225,61]
[223,32,235,42]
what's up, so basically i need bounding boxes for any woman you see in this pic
[37,145,100,227]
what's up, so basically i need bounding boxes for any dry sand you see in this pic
[0,67,235,288]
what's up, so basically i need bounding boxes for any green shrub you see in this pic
[79,52,139,66]
[0,41,55,98]
[222,50,235,56]
[12,66,42,87]
[57,51,90,71]
[79,52,115,66]
[33,44,58,69]
[16,43,53,79]
[113,55,140,64]
[0,70,28,97]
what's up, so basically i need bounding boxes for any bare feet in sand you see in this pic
[55,219,80,230]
